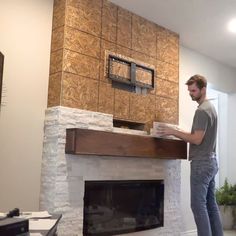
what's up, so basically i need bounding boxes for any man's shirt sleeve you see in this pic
[192,109,208,131]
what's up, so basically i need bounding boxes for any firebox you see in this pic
[83,180,164,236]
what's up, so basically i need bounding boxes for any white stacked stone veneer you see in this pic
[40,106,182,236]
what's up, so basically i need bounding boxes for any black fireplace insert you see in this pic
[83,180,164,236]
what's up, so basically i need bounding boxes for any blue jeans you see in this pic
[190,159,223,236]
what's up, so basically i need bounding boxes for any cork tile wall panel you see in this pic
[116,45,132,58]
[111,61,130,80]
[156,96,178,124]
[64,26,100,59]
[47,72,62,107]
[100,42,117,82]
[132,14,157,58]
[156,79,178,99]
[114,89,130,119]
[117,7,132,48]
[156,60,179,83]
[156,25,169,62]
[136,68,153,86]
[156,25,179,65]
[100,57,112,83]
[129,94,156,129]
[102,1,117,43]
[168,31,179,45]
[50,0,180,124]
[51,26,64,52]
[165,30,179,66]
[101,40,117,60]
[62,72,98,111]
[131,51,156,68]
[130,50,156,94]
[145,95,156,130]
[129,93,147,122]
[98,81,114,114]
[162,41,179,66]
[52,0,66,29]
[50,49,63,74]
[65,0,102,37]
[63,49,99,80]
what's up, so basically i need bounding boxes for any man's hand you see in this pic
[155,124,205,145]
[155,124,177,137]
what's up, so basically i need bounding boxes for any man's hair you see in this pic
[185,74,207,89]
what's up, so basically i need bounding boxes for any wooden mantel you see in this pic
[65,128,187,160]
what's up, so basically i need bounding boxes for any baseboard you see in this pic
[181,229,197,236]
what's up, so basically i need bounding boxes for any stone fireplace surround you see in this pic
[40,106,182,236]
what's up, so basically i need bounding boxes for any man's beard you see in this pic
[191,94,202,101]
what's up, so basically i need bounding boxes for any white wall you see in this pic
[0,0,53,211]
[179,46,236,233]
[227,93,236,184]
[180,47,236,93]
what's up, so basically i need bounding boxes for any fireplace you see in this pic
[83,180,164,236]
[40,107,184,236]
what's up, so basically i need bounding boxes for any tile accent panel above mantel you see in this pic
[48,0,180,131]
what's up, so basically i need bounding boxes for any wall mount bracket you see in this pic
[108,54,155,93]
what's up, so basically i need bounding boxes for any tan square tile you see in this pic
[145,95,156,123]
[50,49,63,74]
[64,26,100,58]
[65,0,102,36]
[101,40,117,60]
[62,72,98,111]
[156,60,179,83]
[156,25,179,65]
[47,72,62,107]
[166,30,179,65]
[114,89,130,119]
[111,60,131,80]
[116,45,132,58]
[117,7,132,48]
[156,25,169,60]
[129,93,147,122]
[51,26,64,52]
[132,14,156,58]
[102,1,117,43]
[156,79,179,99]
[63,49,99,80]
[99,60,108,82]
[52,0,66,29]
[156,96,179,124]
[136,67,153,86]
[98,82,114,114]
[131,50,156,68]
[100,42,117,82]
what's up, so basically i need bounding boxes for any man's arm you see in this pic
[156,126,205,145]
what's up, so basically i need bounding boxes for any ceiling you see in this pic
[110,0,236,69]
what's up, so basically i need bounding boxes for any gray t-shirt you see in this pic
[189,100,217,160]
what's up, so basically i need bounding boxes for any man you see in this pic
[157,74,223,236]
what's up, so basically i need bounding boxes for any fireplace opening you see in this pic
[83,180,164,236]
[113,118,145,131]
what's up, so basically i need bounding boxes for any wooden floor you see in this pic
[224,230,236,236]
[191,230,235,236]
